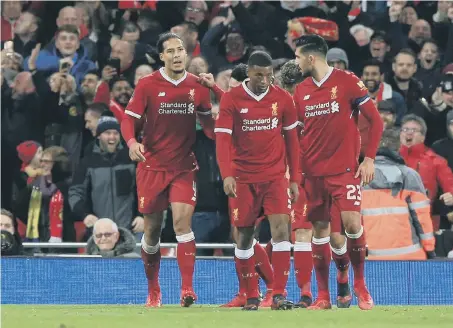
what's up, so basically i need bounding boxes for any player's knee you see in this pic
[341,211,362,234]
[330,232,346,249]
[269,219,290,243]
[295,228,312,243]
[236,227,255,249]
[312,221,330,238]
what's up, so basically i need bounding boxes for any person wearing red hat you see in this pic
[16,140,45,184]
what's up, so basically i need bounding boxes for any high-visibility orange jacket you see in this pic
[362,150,435,260]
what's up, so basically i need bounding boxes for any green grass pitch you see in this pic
[2,305,452,328]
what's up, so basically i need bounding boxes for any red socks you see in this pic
[141,237,161,293]
[346,226,366,287]
[235,247,259,299]
[293,242,313,297]
[234,255,247,295]
[312,236,332,300]
[271,241,291,296]
[253,240,274,289]
[331,240,350,284]
[176,232,196,289]
[265,239,273,263]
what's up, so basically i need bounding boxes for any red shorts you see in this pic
[302,171,361,232]
[229,177,291,228]
[136,168,196,214]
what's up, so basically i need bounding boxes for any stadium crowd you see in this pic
[1,0,453,262]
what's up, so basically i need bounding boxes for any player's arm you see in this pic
[121,78,147,161]
[350,76,384,160]
[197,85,215,140]
[349,74,383,184]
[283,94,301,184]
[214,93,236,197]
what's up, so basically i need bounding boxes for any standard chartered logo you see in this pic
[242,117,279,132]
[305,101,340,117]
[158,102,195,115]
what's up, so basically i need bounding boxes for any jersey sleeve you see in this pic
[125,78,148,119]
[196,85,212,116]
[346,72,371,109]
[214,92,234,135]
[282,92,299,131]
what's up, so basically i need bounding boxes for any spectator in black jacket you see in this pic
[68,117,142,238]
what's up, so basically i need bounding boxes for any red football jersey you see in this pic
[215,81,299,183]
[294,67,370,176]
[125,68,212,171]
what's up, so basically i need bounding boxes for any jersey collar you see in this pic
[159,67,187,86]
[312,66,334,87]
[242,79,269,101]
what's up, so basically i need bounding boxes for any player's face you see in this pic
[98,130,120,153]
[294,48,313,77]
[400,121,425,147]
[247,66,273,94]
[160,38,187,74]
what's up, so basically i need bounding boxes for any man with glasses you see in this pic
[399,114,453,230]
[87,218,137,257]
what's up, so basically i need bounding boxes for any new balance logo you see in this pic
[158,92,166,97]
[240,108,248,113]
[304,95,310,100]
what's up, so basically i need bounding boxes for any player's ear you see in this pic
[159,52,164,62]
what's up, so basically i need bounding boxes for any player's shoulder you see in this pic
[271,84,293,100]
[185,72,199,83]
[294,77,313,93]
[335,68,360,81]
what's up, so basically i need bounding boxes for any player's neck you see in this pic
[164,67,186,81]
[312,63,331,83]
[246,81,265,96]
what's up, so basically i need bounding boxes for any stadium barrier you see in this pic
[2,250,453,305]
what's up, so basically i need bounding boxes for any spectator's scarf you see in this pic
[288,17,339,42]
[49,191,63,241]
[26,188,41,241]
[25,188,63,241]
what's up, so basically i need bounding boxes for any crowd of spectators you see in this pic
[1,0,452,259]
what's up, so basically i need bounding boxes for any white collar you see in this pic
[312,66,334,87]
[242,79,269,101]
[159,67,187,86]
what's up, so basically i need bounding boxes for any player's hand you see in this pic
[355,157,375,186]
[223,176,237,198]
[211,104,219,120]
[440,192,453,206]
[197,73,215,88]
[289,182,299,204]
[129,142,146,162]
[132,216,144,233]
[84,214,99,228]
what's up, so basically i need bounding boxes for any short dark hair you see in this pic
[394,48,416,63]
[420,38,438,51]
[362,59,382,75]
[56,24,79,37]
[156,32,183,53]
[86,103,109,116]
[248,51,273,67]
[279,60,304,88]
[180,21,198,34]
[379,128,400,152]
[109,76,131,90]
[231,63,248,82]
[295,34,328,57]
[120,21,140,35]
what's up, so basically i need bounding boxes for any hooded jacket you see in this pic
[362,149,435,260]
[68,142,137,229]
[399,141,453,203]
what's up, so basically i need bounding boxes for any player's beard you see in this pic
[172,69,185,75]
